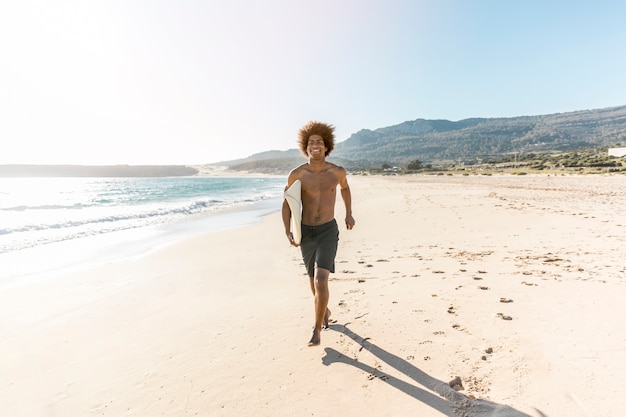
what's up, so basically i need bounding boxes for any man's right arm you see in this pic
[282,171,299,246]
[282,198,292,236]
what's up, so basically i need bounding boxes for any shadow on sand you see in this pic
[322,324,547,417]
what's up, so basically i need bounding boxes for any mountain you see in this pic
[219,149,302,165]
[223,105,626,171]
[331,105,626,165]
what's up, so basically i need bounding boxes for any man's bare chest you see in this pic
[301,173,338,196]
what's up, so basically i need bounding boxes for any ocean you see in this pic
[0,176,285,280]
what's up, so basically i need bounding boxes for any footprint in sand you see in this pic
[496,313,513,320]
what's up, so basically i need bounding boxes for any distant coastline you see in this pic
[0,164,199,177]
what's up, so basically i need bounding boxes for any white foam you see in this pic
[0,197,282,287]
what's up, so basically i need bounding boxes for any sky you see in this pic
[1,0,626,165]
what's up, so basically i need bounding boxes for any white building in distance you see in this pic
[608,147,626,157]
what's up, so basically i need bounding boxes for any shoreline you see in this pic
[1,174,625,416]
[0,195,283,283]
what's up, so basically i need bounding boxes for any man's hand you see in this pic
[286,231,299,247]
[345,215,355,230]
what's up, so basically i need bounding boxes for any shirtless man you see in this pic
[282,121,355,347]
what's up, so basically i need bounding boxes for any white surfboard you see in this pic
[284,179,302,245]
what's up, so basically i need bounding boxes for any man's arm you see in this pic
[282,171,299,246]
[338,168,355,230]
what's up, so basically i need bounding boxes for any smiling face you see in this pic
[297,121,335,158]
[307,134,327,159]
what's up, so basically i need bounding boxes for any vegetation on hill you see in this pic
[398,146,626,175]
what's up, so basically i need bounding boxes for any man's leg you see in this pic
[308,274,332,330]
[308,268,330,346]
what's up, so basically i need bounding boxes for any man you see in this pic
[282,121,355,347]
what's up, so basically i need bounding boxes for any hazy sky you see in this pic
[2,1,625,165]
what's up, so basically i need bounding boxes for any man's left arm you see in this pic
[338,169,355,230]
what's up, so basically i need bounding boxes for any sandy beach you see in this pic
[1,173,625,417]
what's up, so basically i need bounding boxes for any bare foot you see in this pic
[308,330,321,347]
[322,308,332,329]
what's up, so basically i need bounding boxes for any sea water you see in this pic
[0,176,285,280]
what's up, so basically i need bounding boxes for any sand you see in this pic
[1,173,625,417]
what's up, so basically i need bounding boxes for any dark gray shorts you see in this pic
[300,219,339,277]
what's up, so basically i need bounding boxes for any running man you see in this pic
[282,121,355,346]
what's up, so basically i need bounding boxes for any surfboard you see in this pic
[284,179,302,245]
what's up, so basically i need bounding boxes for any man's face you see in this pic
[307,134,326,158]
